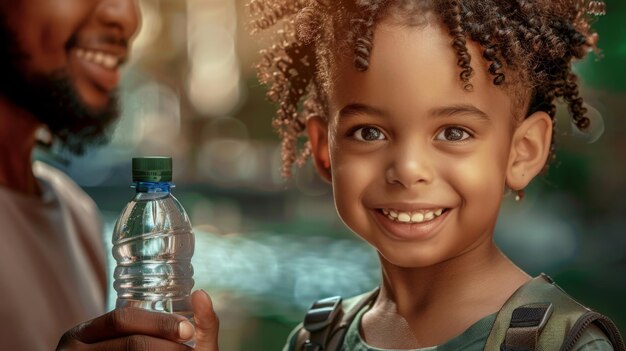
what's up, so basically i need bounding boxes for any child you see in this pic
[250,0,624,350]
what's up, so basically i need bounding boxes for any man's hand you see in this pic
[192,290,220,351]
[56,290,220,351]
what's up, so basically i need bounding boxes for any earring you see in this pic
[515,189,525,202]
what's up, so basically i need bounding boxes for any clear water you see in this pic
[112,187,195,318]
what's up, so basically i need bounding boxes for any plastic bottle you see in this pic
[112,156,195,323]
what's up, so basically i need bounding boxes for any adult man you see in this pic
[0,0,218,350]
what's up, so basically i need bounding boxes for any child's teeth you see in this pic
[384,208,446,224]
[398,213,411,222]
[411,212,424,222]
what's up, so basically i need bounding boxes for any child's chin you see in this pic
[377,247,448,268]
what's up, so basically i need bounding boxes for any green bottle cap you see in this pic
[132,157,173,182]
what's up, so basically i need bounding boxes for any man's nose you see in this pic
[95,0,141,41]
[385,141,435,189]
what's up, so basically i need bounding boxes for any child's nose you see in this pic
[384,143,434,188]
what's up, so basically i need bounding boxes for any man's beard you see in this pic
[0,20,120,156]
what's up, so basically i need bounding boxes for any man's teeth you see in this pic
[381,208,445,223]
[75,48,119,69]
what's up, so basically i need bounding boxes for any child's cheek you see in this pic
[443,154,507,231]
[330,152,380,238]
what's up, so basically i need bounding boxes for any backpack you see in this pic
[291,274,625,351]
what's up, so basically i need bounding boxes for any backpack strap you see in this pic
[302,296,344,351]
[501,302,554,350]
[296,287,380,351]
[484,273,625,351]
[561,311,626,351]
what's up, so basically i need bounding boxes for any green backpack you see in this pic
[292,274,625,351]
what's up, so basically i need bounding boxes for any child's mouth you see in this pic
[378,208,449,224]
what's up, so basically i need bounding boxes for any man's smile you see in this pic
[68,40,127,96]
[75,48,123,70]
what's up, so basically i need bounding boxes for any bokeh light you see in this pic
[187,0,243,117]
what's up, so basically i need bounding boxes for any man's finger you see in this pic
[191,290,220,351]
[88,335,193,351]
[71,308,194,344]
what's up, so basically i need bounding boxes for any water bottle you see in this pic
[112,156,195,324]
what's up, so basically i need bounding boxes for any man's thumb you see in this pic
[192,289,220,351]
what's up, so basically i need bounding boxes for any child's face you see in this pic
[308,19,550,268]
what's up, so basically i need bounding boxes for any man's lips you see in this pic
[68,45,127,93]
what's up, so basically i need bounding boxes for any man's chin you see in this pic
[31,78,121,155]
[75,84,116,113]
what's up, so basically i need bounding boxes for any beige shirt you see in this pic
[0,161,106,351]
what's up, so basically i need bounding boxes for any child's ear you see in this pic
[506,111,553,191]
[306,116,332,183]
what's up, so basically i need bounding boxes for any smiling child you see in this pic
[250,0,624,350]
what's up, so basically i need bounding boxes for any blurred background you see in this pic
[35,0,625,349]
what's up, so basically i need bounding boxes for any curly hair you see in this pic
[249,0,605,178]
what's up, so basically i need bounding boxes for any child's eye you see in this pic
[352,126,386,141]
[435,127,472,142]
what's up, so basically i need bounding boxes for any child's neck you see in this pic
[363,239,530,348]
[380,239,519,313]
